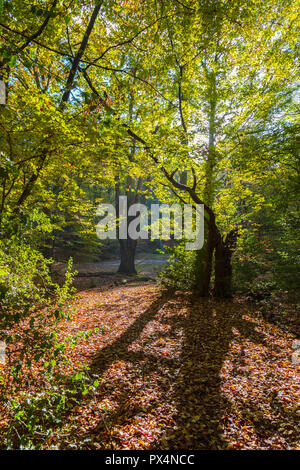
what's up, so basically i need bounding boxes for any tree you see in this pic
[1,0,298,295]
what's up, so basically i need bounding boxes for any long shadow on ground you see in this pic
[159,295,266,449]
[90,292,173,376]
[76,289,274,450]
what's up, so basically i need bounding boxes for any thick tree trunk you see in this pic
[213,229,238,298]
[194,219,236,298]
[115,169,140,274]
[213,239,232,298]
[118,238,137,274]
[196,222,215,296]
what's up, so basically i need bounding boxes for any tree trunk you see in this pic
[194,220,215,296]
[115,168,140,274]
[194,217,236,298]
[213,229,238,298]
[200,222,215,296]
[196,71,217,296]
[214,239,232,298]
[118,238,137,274]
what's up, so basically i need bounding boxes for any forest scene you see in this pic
[0,0,299,452]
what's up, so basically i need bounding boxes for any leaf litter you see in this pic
[54,283,299,450]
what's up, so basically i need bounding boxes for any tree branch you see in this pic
[82,71,214,222]
[61,1,103,104]
[18,0,59,52]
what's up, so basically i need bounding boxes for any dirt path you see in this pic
[61,283,299,450]
[53,258,167,289]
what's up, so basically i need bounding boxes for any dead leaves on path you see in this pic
[54,283,299,450]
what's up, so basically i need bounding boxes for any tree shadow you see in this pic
[159,294,267,450]
[226,366,300,449]
[70,290,273,449]
[90,291,173,377]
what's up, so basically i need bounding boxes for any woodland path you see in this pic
[60,283,299,450]
[53,258,168,289]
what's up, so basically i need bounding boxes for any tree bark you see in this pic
[115,169,141,274]
[199,222,215,296]
[118,238,137,274]
[213,229,238,298]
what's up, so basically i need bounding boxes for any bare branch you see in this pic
[191,166,197,190]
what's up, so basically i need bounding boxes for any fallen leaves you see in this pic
[1,282,299,449]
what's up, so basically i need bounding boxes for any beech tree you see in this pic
[1,0,298,295]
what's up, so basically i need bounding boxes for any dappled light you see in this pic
[0,0,299,452]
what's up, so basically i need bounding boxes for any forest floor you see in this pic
[53,256,167,290]
[55,282,299,450]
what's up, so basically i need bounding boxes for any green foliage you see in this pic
[4,364,100,450]
[0,0,299,446]
[0,241,100,449]
[159,243,197,291]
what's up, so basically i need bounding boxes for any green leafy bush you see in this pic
[0,241,99,449]
[158,243,197,291]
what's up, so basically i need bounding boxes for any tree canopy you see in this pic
[0,0,299,451]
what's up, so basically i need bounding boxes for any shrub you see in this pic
[0,241,99,449]
[158,243,197,291]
